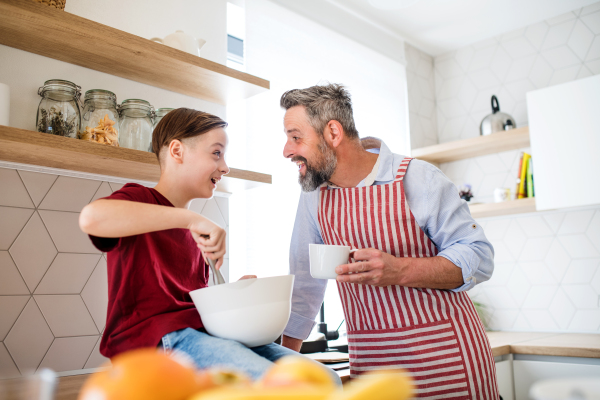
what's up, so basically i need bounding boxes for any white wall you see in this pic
[66,0,227,65]
[430,3,600,332]
[405,43,438,149]
[226,0,409,280]
[433,3,600,144]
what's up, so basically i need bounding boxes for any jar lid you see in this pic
[38,79,81,97]
[120,99,154,112]
[84,89,117,103]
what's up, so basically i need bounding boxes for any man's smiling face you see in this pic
[282,106,337,192]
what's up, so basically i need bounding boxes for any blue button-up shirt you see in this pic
[284,141,495,340]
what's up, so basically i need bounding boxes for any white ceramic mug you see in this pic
[494,187,511,203]
[309,244,354,279]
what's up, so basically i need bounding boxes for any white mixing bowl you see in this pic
[189,275,295,347]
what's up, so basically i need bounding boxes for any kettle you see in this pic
[151,31,207,57]
[480,95,516,136]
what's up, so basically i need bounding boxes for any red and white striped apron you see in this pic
[318,157,498,399]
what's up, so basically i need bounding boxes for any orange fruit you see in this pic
[78,348,207,400]
[258,356,337,391]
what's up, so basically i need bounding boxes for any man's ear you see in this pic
[169,140,184,164]
[325,120,344,148]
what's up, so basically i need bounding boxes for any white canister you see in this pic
[0,82,9,126]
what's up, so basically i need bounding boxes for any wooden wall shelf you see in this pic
[0,126,271,193]
[0,0,269,105]
[412,126,530,164]
[469,197,537,219]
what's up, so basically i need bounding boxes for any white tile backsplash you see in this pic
[0,166,229,377]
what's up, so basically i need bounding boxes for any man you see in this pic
[280,84,498,399]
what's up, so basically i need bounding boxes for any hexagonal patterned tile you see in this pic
[559,234,599,258]
[84,336,110,369]
[548,288,576,329]
[189,198,207,215]
[543,212,565,233]
[524,21,549,50]
[562,284,599,308]
[0,342,21,378]
[562,259,599,284]
[201,199,227,229]
[559,210,595,234]
[569,309,600,331]
[545,239,571,281]
[507,267,531,306]
[521,310,558,330]
[38,336,98,372]
[542,19,576,50]
[469,44,498,72]
[9,212,57,292]
[489,309,518,331]
[38,210,100,254]
[4,298,54,373]
[0,296,29,341]
[108,182,125,192]
[0,206,34,251]
[520,262,557,285]
[34,254,101,295]
[17,171,58,208]
[521,286,558,309]
[38,176,101,213]
[34,295,98,337]
[81,257,108,332]
[501,37,537,59]
[90,182,113,203]
[503,221,528,259]
[580,10,600,35]
[0,168,34,209]
[0,252,29,295]
[568,20,595,60]
[519,237,553,262]
[516,216,553,237]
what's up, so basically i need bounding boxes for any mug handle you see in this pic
[150,37,163,44]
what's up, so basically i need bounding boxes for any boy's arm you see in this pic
[80,199,226,267]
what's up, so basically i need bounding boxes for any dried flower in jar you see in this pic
[78,114,119,146]
[37,106,78,137]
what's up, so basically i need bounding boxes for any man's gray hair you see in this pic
[280,83,359,139]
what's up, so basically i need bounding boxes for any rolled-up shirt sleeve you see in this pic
[404,160,495,291]
[283,191,327,340]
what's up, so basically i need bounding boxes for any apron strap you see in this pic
[394,157,412,182]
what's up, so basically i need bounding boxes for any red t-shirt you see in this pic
[90,183,208,359]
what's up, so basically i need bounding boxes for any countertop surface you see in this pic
[485,331,600,358]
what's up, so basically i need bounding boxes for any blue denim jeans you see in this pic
[161,328,341,384]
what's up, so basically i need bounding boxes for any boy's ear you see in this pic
[169,140,184,164]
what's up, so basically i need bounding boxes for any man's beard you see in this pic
[295,139,337,192]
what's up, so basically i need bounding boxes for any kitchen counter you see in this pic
[487,331,600,358]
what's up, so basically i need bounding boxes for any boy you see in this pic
[80,108,328,380]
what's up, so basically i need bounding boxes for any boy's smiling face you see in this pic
[181,127,230,199]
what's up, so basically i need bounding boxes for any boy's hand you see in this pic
[189,217,226,269]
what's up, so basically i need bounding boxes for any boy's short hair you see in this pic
[151,108,228,164]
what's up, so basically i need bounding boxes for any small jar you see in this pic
[79,89,119,146]
[36,79,81,138]
[119,99,155,152]
[148,108,175,152]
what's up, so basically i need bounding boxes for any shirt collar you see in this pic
[327,140,395,188]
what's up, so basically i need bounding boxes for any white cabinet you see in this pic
[495,358,515,400]
[526,74,600,211]
[513,357,600,399]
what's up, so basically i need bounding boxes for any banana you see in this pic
[327,371,414,400]
[190,386,334,400]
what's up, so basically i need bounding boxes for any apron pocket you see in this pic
[348,319,470,399]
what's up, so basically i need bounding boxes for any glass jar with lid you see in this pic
[119,99,155,152]
[148,108,175,152]
[36,79,81,138]
[78,89,119,146]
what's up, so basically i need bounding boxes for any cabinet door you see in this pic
[513,359,600,399]
[495,359,514,400]
[526,74,600,210]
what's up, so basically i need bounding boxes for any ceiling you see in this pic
[270,0,599,58]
